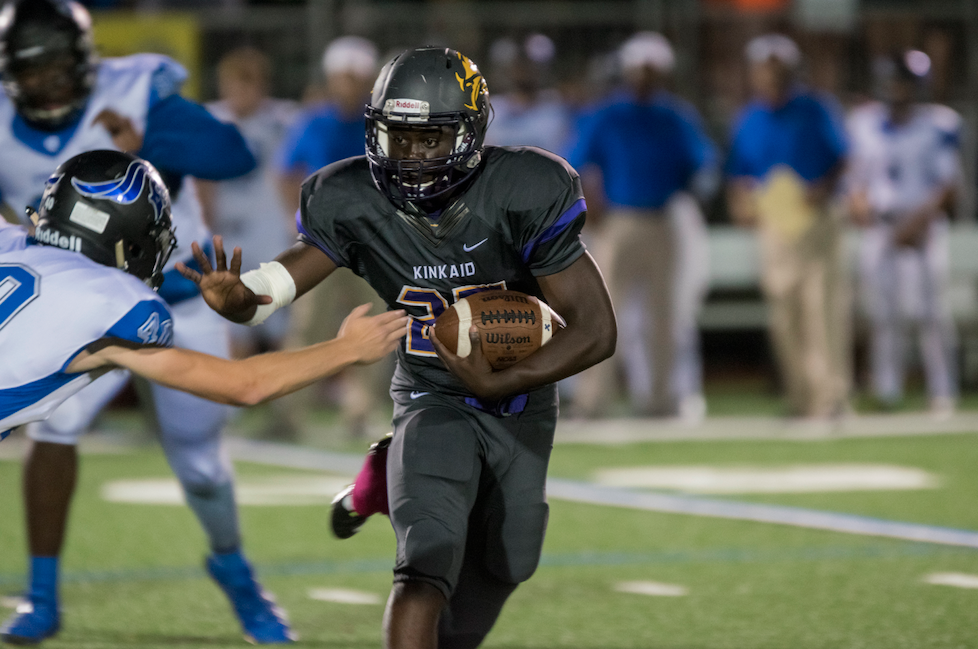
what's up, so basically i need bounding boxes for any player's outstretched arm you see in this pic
[432,252,616,402]
[176,236,269,322]
[67,305,408,406]
[177,235,336,323]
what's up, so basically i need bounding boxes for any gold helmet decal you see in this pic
[455,52,487,112]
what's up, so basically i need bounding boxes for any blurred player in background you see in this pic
[275,35,388,439]
[726,34,850,420]
[0,0,293,643]
[484,33,571,154]
[183,46,616,649]
[847,49,962,416]
[202,47,298,359]
[276,35,378,198]
[569,32,718,419]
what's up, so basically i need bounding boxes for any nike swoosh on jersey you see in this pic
[462,238,488,252]
[410,391,430,399]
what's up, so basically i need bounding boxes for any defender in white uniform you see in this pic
[0,151,408,644]
[847,50,962,414]
[0,0,284,643]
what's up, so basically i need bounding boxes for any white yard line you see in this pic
[614,581,688,597]
[307,588,382,605]
[554,413,978,444]
[923,573,978,589]
[592,464,939,493]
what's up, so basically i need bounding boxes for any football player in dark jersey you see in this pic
[180,47,616,649]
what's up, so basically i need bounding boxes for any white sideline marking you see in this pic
[923,573,978,589]
[546,478,978,549]
[593,464,939,494]
[222,438,978,549]
[101,475,351,506]
[308,588,382,605]
[614,581,687,597]
[553,414,978,444]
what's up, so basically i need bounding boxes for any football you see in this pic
[433,289,561,370]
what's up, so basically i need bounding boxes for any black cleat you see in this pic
[329,435,392,539]
[329,484,364,540]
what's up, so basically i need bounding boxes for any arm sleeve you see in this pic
[296,167,350,268]
[515,156,588,276]
[104,299,174,347]
[140,95,257,180]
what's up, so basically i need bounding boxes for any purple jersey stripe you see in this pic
[521,197,586,263]
[296,209,345,267]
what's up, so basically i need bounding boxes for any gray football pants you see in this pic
[388,386,557,647]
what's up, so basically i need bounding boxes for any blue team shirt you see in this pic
[726,90,848,182]
[276,103,366,176]
[567,90,718,210]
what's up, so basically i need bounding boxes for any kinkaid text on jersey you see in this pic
[413,262,477,280]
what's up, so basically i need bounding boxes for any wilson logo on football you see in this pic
[484,332,531,345]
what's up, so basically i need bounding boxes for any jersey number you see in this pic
[0,263,40,331]
[396,282,506,356]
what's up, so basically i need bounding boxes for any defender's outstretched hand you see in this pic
[176,235,271,323]
[337,304,410,364]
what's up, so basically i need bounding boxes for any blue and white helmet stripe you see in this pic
[70,160,166,220]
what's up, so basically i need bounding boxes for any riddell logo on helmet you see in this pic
[393,99,424,113]
[35,226,82,253]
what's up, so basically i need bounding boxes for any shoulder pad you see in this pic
[101,54,187,101]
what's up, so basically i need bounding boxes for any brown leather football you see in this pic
[433,289,560,370]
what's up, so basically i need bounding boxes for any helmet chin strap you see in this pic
[114,240,127,271]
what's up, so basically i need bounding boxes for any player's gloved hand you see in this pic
[176,235,271,322]
[92,109,144,153]
[431,325,505,402]
[337,303,410,365]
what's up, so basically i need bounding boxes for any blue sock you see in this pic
[208,549,255,588]
[27,556,58,607]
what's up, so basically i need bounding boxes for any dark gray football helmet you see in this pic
[365,47,490,212]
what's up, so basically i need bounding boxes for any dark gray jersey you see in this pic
[298,145,587,396]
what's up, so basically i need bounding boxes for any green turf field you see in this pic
[2,420,978,648]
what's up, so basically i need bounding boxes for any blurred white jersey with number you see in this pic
[847,101,962,219]
[846,102,961,404]
[0,228,173,434]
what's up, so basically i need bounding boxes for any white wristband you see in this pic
[239,261,297,326]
